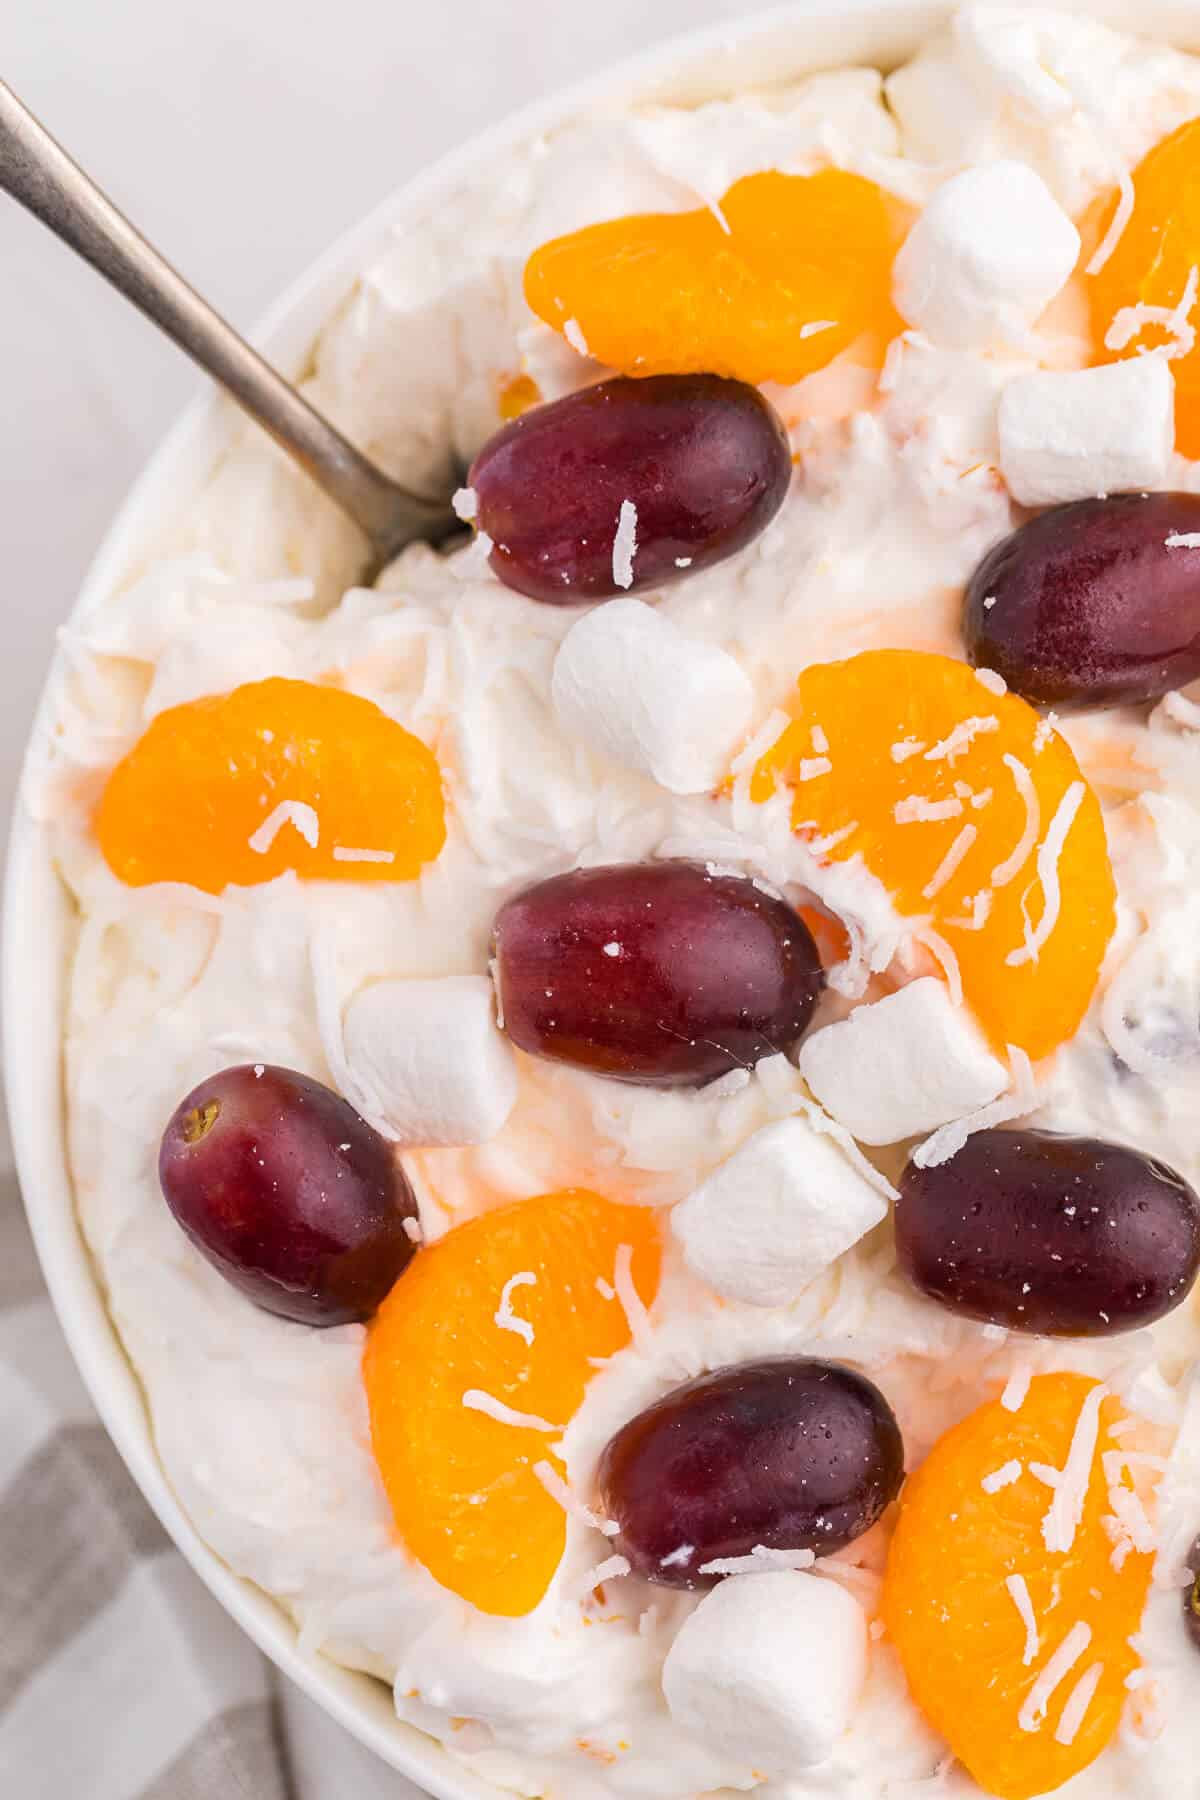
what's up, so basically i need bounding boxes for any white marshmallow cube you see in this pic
[893,162,1080,350]
[551,598,756,795]
[998,357,1175,506]
[671,1116,889,1307]
[342,975,518,1147]
[798,977,1007,1146]
[662,1571,868,1773]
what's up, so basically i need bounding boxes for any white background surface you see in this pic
[0,2,749,1792]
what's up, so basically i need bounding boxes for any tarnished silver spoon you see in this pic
[0,78,457,578]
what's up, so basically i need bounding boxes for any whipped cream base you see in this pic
[36,9,1200,1797]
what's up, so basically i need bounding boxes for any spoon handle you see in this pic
[0,78,450,558]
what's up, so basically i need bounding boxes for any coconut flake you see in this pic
[574,1555,632,1599]
[1166,532,1200,549]
[1019,1622,1093,1734]
[613,1242,652,1351]
[1002,1356,1034,1414]
[248,799,319,855]
[891,736,928,763]
[402,1216,424,1244]
[1006,1573,1040,1666]
[532,1460,619,1536]
[1042,1385,1108,1555]
[923,824,979,900]
[462,1389,560,1433]
[798,757,833,781]
[914,1045,1035,1169]
[924,716,1000,764]
[612,499,638,591]
[495,1271,537,1346]
[945,889,993,931]
[563,317,590,356]
[800,319,838,340]
[660,1544,695,1568]
[1006,782,1085,967]
[1087,161,1135,276]
[452,485,478,522]
[331,846,395,864]
[984,1460,1023,1494]
[1106,264,1200,357]
[894,795,964,824]
[1055,1663,1105,1747]
[698,1545,818,1576]
[975,668,1008,696]
[992,755,1041,888]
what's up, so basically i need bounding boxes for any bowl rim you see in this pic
[8,1,1200,1793]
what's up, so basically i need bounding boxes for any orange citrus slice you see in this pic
[751,650,1115,1059]
[95,677,445,895]
[523,169,903,386]
[1088,117,1200,455]
[884,1374,1157,1800]
[363,1189,661,1617]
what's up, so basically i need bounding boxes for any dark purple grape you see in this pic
[1185,1539,1200,1650]
[158,1064,417,1326]
[492,860,822,1088]
[966,492,1200,710]
[468,374,791,604]
[597,1358,904,1588]
[896,1128,1200,1337]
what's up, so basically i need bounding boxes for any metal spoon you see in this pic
[0,78,457,579]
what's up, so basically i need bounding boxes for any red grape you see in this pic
[469,374,791,603]
[492,860,822,1087]
[896,1128,1200,1336]
[966,493,1200,709]
[597,1358,905,1587]
[158,1064,417,1325]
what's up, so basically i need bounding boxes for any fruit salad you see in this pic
[36,8,1200,1800]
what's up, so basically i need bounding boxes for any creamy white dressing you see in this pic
[34,9,1200,1798]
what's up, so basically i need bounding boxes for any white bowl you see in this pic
[7,1,1200,1793]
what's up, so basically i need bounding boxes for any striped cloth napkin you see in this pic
[0,1151,424,1799]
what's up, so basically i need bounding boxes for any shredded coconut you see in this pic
[1043,1384,1108,1555]
[1167,532,1200,549]
[248,799,319,855]
[563,317,589,356]
[945,889,993,931]
[798,757,833,781]
[401,1216,423,1244]
[612,499,638,591]
[660,1545,694,1568]
[698,1545,817,1576]
[1055,1663,1105,1747]
[1087,162,1135,275]
[924,716,1000,764]
[799,319,837,339]
[1106,264,1200,357]
[613,1243,652,1351]
[574,1555,632,1599]
[914,1044,1035,1169]
[894,795,964,824]
[1006,1573,1040,1666]
[595,1277,615,1301]
[891,736,927,763]
[913,927,963,1008]
[1019,1622,1093,1734]
[331,846,395,864]
[810,726,830,754]
[992,755,1041,887]
[975,668,1008,696]
[983,1460,1023,1494]
[495,1271,537,1346]
[452,485,478,522]
[1007,782,1085,967]
[461,1390,560,1433]
[1002,1356,1035,1414]
[923,824,978,900]
[532,1461,619,1536]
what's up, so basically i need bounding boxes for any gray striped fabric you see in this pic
[0,1161,294,1799]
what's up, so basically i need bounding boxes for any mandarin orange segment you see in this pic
[95,677,445,895]
[523,169,903,386]
[884,1375,1156,1800]
[1088,117,1200,456]
[363,1190,661,1617]
[751,651,1115,1059]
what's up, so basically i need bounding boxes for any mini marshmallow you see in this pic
[998,358,1175,506]
[551,598,755,795]
[662,1571,868,1773]
[893,162,1080,350]
[342,975,518,1146]
[798,977,1008,1146]
[671,1116,889,1307]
